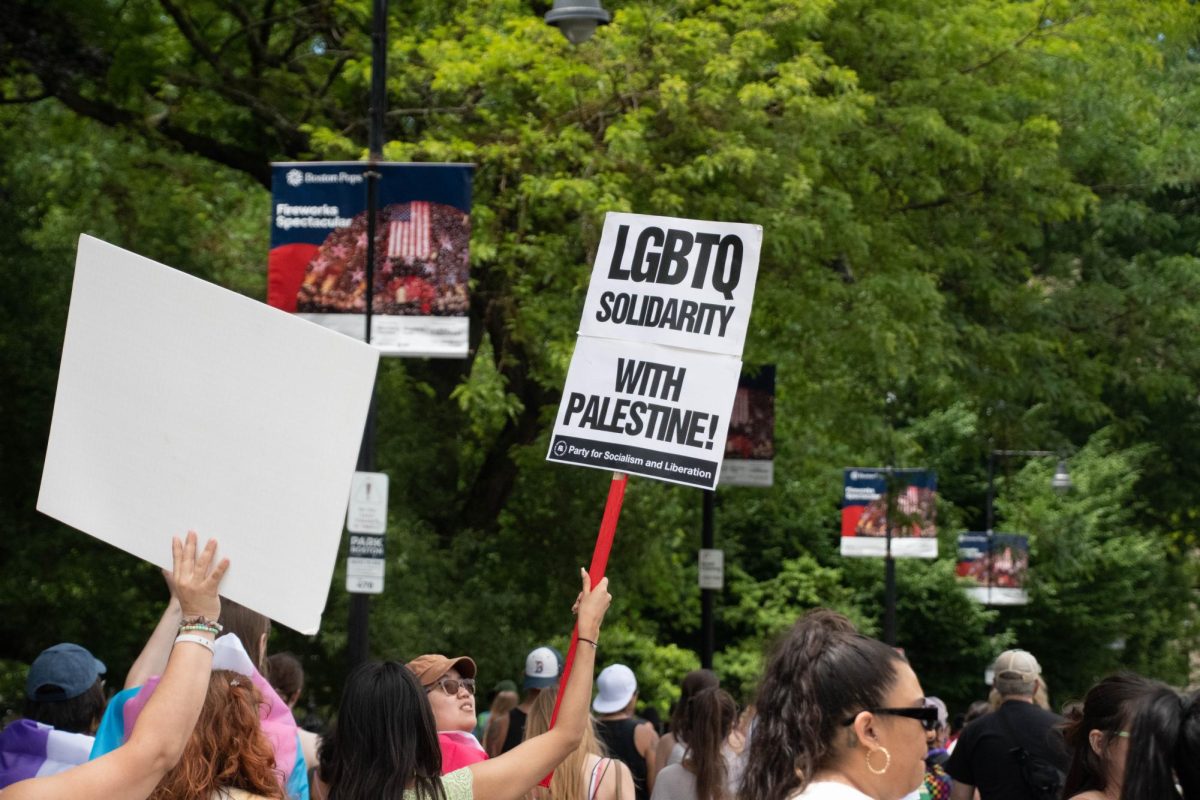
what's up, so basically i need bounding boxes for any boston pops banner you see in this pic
[547,212,763,489]
[719,365,775,488]
[840,468,938,558]
[268,162,473,357]
[957,532,1030,605]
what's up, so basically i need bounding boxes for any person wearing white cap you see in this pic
[492,644,564,755]
[594,664,659,800]
[944,649,1068,800]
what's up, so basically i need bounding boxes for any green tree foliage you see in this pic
[1,0,1198,717]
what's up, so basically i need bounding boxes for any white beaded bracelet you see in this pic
[174,633,216,653]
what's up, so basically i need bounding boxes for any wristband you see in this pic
[175,633,216,653]
[179,622,222,636]
[180,615,223,633]
[578,637,599,648]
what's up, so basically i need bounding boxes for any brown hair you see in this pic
[267,652,304,704]
[149,670,285,800]
[524,686,614,800]
[219,599,272,673]
[738,609,906,800]
[682,688,737,800]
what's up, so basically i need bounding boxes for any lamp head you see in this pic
[545,0,611,44]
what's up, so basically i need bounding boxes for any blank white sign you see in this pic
[37,235,380,634]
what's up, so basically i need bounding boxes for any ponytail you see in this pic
[737,609,904,800]
[681,688,736,800]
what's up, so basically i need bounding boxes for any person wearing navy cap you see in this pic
[24,643,108,729]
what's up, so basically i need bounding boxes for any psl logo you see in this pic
[553,440,567,457]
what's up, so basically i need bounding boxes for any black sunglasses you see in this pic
[843,706,940,731]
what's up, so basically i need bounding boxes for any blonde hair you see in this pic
[523,687,611,800]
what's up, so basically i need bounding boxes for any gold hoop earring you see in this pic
[866,746,891,775]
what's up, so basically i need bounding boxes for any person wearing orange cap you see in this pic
[407,654,489,774]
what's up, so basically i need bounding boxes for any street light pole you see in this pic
[348,0,388,671]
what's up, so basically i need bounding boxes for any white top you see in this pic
[789,781,873,800]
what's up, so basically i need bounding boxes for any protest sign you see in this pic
[719,365,775,487]
[840,468,938,558]
[38,235,379,634]
[957,532,1030,605]
[548,337,742,489]
[268,162,473,357]
[578,212,761,356]
[548,212,762,490]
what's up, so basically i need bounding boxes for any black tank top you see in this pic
[596,717,649,800]
[500,706,528,754]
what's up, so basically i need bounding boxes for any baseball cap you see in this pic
[406,654,477,689]
[992,649,1041,696]
[492,679,518,694]
[924,696,948,728]
[26,643,106,701]
[592,664,637,714]
[524,646,563,689]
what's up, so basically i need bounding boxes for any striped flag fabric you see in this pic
[387,201,432,260]
[0,720,93,788]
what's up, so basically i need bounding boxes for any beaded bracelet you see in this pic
[179,622,222,636]
[180,615,223,633]
[175,633,216,653]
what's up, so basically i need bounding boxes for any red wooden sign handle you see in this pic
[539,471,628,786]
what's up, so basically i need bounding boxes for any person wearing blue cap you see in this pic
[0,642,108,788]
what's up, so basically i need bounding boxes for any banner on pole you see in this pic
[957,532,1030,605]
[719,365,775,487]
[840,468,938,558]
[547,212,762,489]
[38,236,379,634]
[268,162,474,358]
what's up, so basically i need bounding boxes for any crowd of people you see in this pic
[1,533,1199,800]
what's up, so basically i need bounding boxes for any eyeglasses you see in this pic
[429,677,476,696]
[843,706,941,732]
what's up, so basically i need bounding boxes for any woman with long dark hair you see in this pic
[317,569,611,800]
[738,609,934,800]
[651,687,737,800]
[1061,673,1190,800]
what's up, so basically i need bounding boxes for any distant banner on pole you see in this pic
[957,532,1029,605]
[840,468,938,558]
[268,162,473,357]
[719,365,775,488]
[548,212,762,490]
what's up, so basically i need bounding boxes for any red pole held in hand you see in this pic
[540,471,628,786]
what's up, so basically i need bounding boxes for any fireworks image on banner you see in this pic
[296,200,469,316]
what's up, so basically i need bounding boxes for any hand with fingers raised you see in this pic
[172,531,229,625]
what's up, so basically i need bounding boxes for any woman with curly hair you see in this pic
[149,670,285,800]
[738,609,934,800]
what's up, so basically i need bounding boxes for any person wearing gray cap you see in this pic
[944,649,1068,800]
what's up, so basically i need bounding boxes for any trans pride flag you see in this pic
[90,634,309,799]
[0,720,93,788]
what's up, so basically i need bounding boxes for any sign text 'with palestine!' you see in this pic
[562,357,723,450]
[595,224,744,339]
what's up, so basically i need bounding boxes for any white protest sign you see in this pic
[578,212,762,356]
[37,235,379,635]
[548,211,762,490]
[548,337,741,489]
